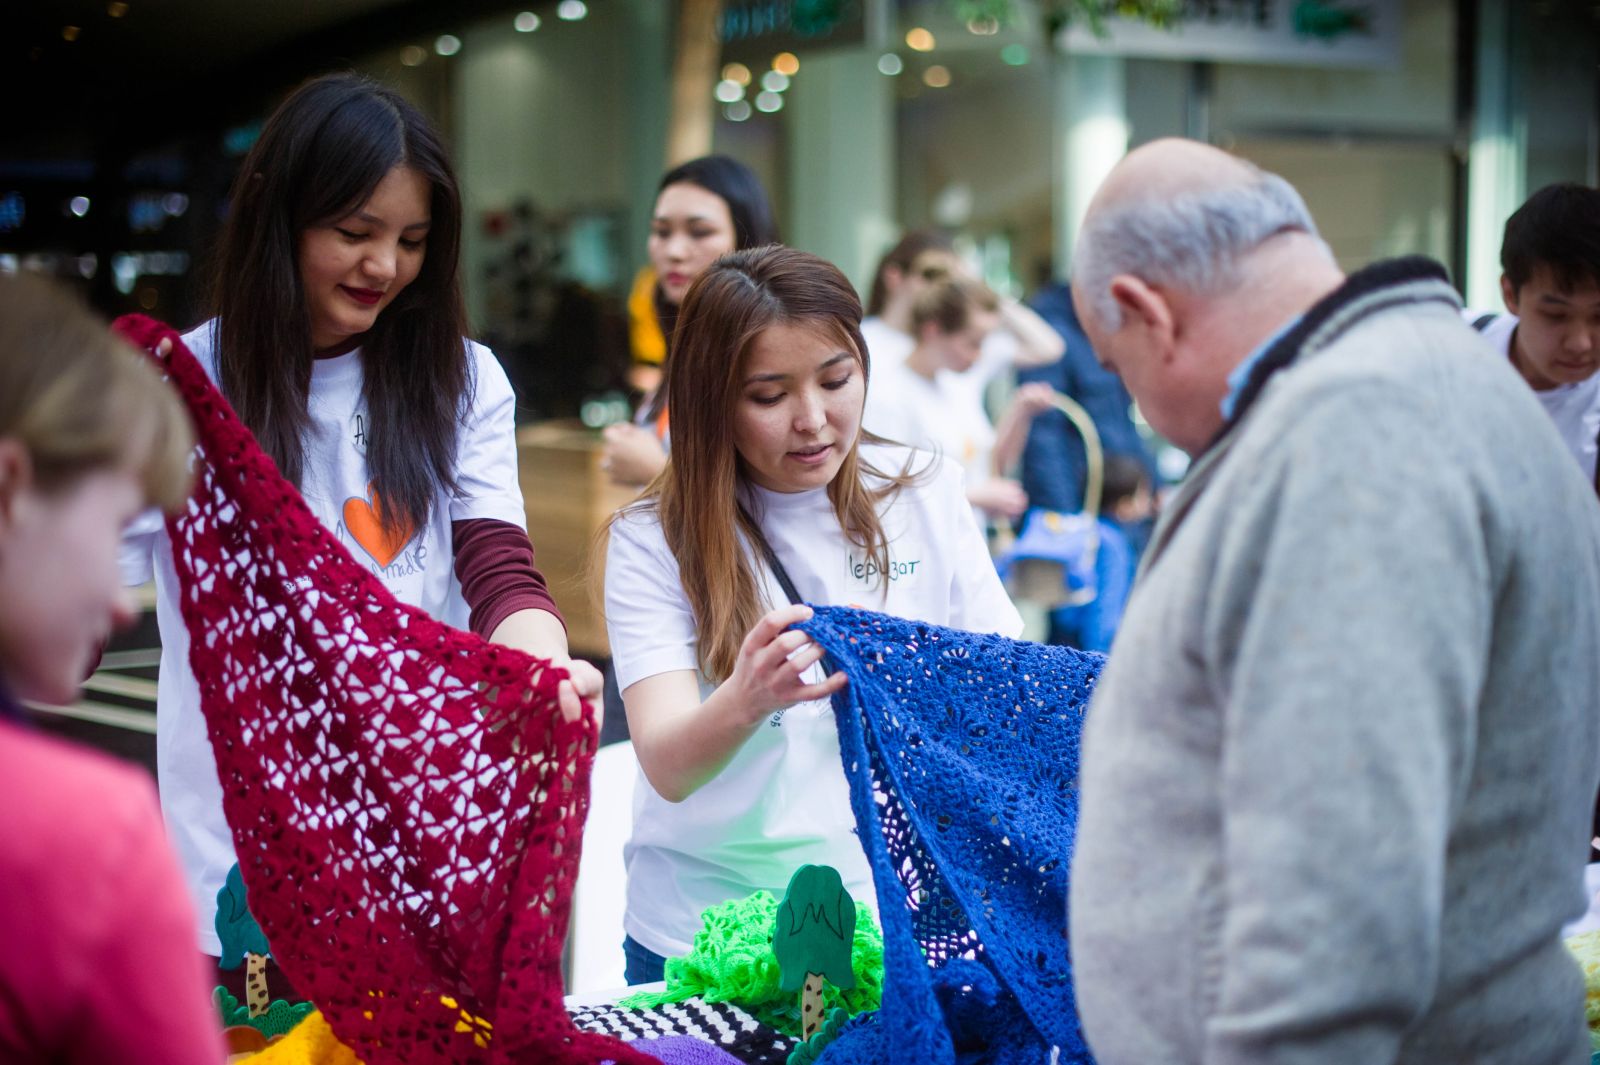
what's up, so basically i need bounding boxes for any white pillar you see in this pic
[1054,52,1129,280]
[1464,0,1524,309]
[785,48,896,294]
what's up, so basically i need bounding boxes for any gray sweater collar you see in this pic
[1141,257,1461,574]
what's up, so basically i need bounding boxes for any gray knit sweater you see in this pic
[1070,261,1600,1064]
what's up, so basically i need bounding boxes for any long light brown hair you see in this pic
[614,245,917,683]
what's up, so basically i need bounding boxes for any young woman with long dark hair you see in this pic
[603,246,1023,982]
[121,73,597,979]
[602,155,779,487]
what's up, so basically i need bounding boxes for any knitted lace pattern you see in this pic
[796,607,1099,1064]
[112,316,656,1065]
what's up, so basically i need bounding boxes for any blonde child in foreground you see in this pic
[0,273,221,1063]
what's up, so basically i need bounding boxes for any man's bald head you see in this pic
[1091,138,1260,216]
[1074,138,1327,331]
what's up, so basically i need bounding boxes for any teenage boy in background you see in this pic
[1473,183,1600,486]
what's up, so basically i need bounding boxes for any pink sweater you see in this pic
[0,715,221,1064]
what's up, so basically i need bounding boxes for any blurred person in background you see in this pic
[0,273,222,1065]
[1044,453,1150,653]
[859,231,1065,390]
[603,155,779,488]
[863,273,1056,527]
[1018,278,1157,533]
[1468,183,1600,490]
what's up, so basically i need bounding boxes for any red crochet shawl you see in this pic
[114,316,654,1065]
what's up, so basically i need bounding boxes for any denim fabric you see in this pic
[622,933,666,985]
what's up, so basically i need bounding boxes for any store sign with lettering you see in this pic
[1058,0,1400,69]
[715,0,865,60]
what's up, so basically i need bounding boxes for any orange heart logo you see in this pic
[343,482,414,568]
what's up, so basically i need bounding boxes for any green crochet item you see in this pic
[787,1007,851,1065]
[620,890,883,1038]
[213,986,315,1039]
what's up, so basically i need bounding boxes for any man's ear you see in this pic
[1500,274,1520,316]
[0,438,35,533]
[1109,274,1175,353]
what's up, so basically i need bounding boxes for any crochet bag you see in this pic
[796,607,1100,1064]
[113,316,656,1065]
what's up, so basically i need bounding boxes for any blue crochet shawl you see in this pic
[796,607,1101,1065]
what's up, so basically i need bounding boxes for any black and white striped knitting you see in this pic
[566,999,796,1065]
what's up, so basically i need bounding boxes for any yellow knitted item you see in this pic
[1565,928,1600,1030]
[240,1011,361,1064]
[628,267,667,366]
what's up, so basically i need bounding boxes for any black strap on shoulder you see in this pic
[1592,420,1600,497]
[737,504,803,606]
[1471,312,1499,333]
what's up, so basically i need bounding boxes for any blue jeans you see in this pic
[623,933,666,985]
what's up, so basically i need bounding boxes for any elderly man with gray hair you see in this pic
[1068,138,1600,1063]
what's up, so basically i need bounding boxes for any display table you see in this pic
[516,422,640,658]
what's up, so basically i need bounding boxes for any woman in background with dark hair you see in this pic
[602,154,779,487]
[121,72,597,985]
[603,246,1022,982]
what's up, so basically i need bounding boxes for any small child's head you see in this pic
[1499,183,1600,389]
[910,274,1000,374]
[1100,453,1153,523]
[0,274,192,704]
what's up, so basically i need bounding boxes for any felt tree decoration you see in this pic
[217,863,273,1017]
[773,865,856,1041]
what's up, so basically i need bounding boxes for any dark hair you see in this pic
[658,155,780,252]
[1501,183,1600,294]
[628,245,914,682]
[211,72,468,536]
[1100,453,1148,512]
[865,229,954,316]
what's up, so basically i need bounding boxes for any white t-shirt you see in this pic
[603,445,1023,957]
[1470,311,1600,484]
[119,320,527,954]
[860,314,1020,407]
[863,358,996,479]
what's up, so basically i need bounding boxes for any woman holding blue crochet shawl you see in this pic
[604,245,1024,983]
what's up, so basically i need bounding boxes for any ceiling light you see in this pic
[514,11,540,32]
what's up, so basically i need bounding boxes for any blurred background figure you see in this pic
[863,271,1057,526]
[1043,453,1151,653]
[602,154,778,489]
[1018,280,1158,529]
